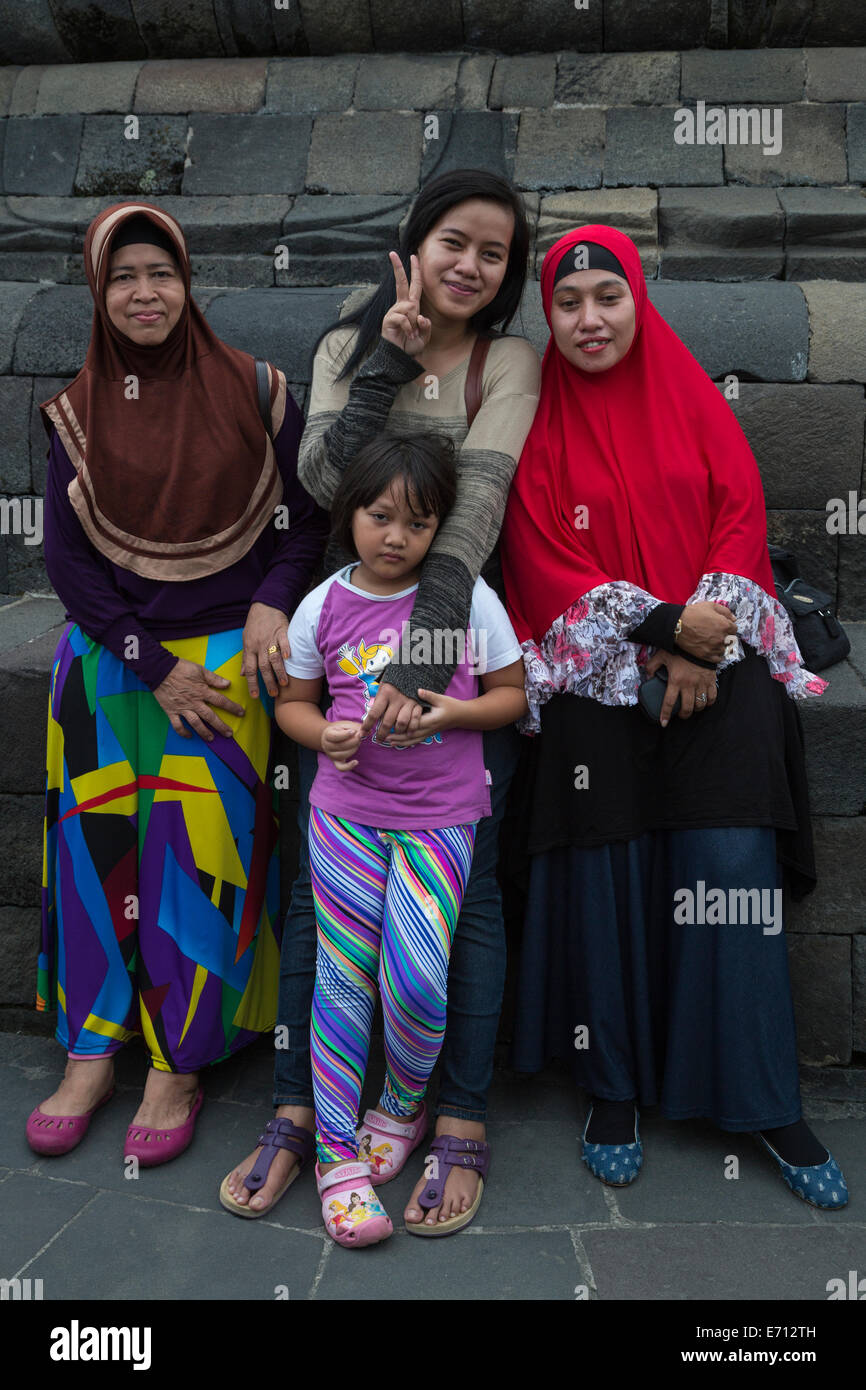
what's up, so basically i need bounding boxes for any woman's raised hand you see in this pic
[675,601,737,662]
[153,657,246,741]
[381,252,431,357]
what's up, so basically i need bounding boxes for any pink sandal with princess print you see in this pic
[316,1161,393,1248]
[355,1102,428,1186]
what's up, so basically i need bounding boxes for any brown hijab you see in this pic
[40,201,287,581]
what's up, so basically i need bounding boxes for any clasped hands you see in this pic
[646,600,737,727]
[320,683,452,771]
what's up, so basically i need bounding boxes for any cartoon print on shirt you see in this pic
[337,639,442,748]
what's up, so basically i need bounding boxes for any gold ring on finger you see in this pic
[267,644,279,655]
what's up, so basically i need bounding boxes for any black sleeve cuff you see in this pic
[629,602,717,668]
[628,603,683,650]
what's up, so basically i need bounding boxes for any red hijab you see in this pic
[40,202,287,581]
[501,225,775,644]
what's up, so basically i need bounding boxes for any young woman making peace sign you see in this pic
[222,168,540,1236]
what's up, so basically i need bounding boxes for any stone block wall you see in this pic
[1,51,864,613]
[1,2,865,64]
[0,39,863,1065]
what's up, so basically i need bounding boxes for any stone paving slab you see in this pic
[0,597,65,654]
[1,1171,96,1274]
[612,1117,825,1227]
[317,1228,581,1301]
[2,1033,864,1301]
[582,1224,866,1301]
[26,1190,324,1300]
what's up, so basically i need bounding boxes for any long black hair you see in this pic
[316,169,530,383]
[330,432,458,559]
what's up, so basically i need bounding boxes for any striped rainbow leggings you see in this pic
[308,807,476,1165]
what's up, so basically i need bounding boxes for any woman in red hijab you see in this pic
[500,226,848,1209]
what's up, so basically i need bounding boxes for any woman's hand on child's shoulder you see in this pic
[321,719,364,771]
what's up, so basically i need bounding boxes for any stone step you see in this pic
[1,104,864,203]
[2,184,865,286]
[1,7,864,65]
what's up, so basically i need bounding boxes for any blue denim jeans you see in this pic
[273,724,521,1121]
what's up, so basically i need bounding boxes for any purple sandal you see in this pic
[406,1134,491,1238]
[219,1117,316,1219]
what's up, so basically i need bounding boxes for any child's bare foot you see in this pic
[225,1105,315,1213]
[39,1056,115,1117]
[404,1116,485,1228]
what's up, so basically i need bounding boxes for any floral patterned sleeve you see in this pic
[520,581,662,733]
[688,572,827,698]
[520,573,826,736]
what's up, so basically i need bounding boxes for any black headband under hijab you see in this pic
[109,214,178,261]
[553,239,627,285]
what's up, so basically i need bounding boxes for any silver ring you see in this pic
[696,692,707,704]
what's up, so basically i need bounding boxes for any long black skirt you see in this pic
[511,825,803,1132]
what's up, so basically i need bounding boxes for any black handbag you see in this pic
[767,544,850,672]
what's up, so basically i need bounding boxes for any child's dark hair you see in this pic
[331,433,458,559]
[313,168,530,382]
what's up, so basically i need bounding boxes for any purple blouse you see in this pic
[43,391,330,691]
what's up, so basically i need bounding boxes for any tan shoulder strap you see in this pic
[464,334,493,431]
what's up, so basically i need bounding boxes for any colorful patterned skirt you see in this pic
[38,625,281,1073]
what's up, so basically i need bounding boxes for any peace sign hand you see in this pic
[381,252,431,358]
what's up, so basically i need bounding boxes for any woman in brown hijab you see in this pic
[26,202,327,1167]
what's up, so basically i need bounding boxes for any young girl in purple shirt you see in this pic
[276,432,527,1246]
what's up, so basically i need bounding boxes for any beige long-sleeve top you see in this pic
[298,325,541,698]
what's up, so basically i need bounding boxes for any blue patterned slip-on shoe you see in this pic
[755,1134,848,1210]
[581,1105,643,1186]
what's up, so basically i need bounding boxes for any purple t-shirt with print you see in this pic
[285,565,522,831]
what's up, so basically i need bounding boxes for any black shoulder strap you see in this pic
[255,358,274,443]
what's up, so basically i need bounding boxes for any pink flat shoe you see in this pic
[124,1087,203,1168]
[317,1161,393,1248]
[26,1088,115,1156]
[355,1102,428,1186]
